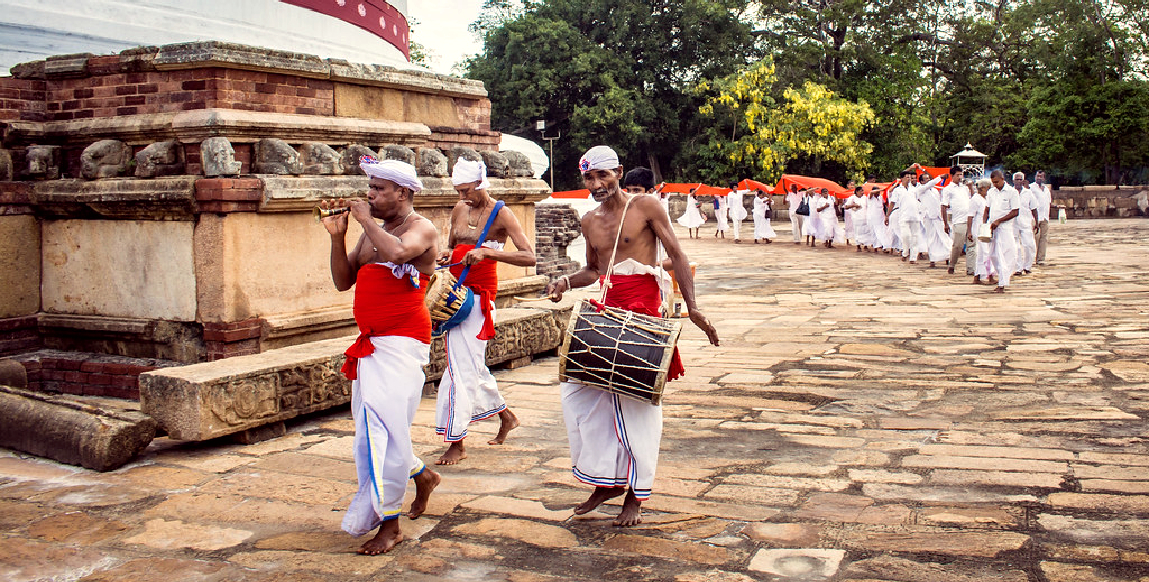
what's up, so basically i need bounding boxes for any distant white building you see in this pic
[0,0,415,75]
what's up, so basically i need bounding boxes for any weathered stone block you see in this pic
[135,141,183,178]
[139,337,350,441]
[0,149,12,181]
[253,138,300,175]
[297,142,342,175]
[0,358,28,388]
[381,144,416,165]
[504,150,534,178]
[418,147,448,177]
[81,140,133,179]
[480,150,510,178]
[0,385,156,471]
[27,145,62,180]
[201,137,242,177]
[341,145,377,175]
[448,146,482,174]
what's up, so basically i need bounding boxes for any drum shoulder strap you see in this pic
[457,199,505,286]
[601,195,634,303]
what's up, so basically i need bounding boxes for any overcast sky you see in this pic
[406,0,485,75]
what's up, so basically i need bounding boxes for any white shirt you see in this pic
[969,194,988,228]
[941,182,972,223]
[919,184,943,220]
[1030,183,1052,222]
[786,191,803,214]
[1016,186,1038,228]
[986,184,1021,227]
[846,195,867,221]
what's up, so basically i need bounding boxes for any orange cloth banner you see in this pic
[770,175,851,199]
[737,179,773,191]
[551,189,591,199]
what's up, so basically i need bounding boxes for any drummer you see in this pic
[546,145,720,526]
[433,158,536,465]
[321,157,440,555]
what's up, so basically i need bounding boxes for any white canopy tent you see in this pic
[498,133,549,180]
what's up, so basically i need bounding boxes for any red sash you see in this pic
[341,264,431,381]
[596,273,684,382]
[449,245,498,340]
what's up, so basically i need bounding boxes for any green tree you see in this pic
[464,0,758,189]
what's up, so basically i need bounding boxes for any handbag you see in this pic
[795,198,810,216]
[764,207,773,219]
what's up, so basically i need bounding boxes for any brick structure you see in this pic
[12,350,178,400]
[534,204,582,279]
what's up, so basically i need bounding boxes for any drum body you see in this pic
[559,299,682,405]
[424,270,474,335]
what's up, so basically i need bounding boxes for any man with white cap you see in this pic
[546,145,720,527]
[321,156,441,555]
[433,157,536,466]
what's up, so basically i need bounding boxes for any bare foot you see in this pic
[488,409,519,445]
[993,286,1006,293]
[436,441,467,465]
[614,490,643,527]
[574,486,625,515]
[358,520,403,555]
[408,468,441,519]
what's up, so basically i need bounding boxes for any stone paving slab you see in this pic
[3,218,1149,581]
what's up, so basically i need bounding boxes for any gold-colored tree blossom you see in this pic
[699,60,877,182]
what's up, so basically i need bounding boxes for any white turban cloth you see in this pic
[360,157,423,192]
[451,158,490,190]
[579,145,619,172]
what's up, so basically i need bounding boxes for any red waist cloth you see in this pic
[449,245,498,340]
[595,273,684,382]
[341,264,431,381]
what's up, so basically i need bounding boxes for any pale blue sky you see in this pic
[407,0,485,75]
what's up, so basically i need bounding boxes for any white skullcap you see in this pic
[360,156,423,192]
[1012,172,1025,180]
[578,145,619,172]
[451,158,490,190]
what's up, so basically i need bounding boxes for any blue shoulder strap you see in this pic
[456,199,505,286]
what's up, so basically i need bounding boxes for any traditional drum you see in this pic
[424,269,474,335]
[559,299,683,405]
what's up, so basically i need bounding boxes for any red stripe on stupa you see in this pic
[280,0,410,60]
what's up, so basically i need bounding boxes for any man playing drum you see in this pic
[434,158,536,465]
[321,158,441,555]
[546,145,720,526]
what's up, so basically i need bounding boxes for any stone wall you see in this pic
[1053,186,1148,218]
[534,204,582,279]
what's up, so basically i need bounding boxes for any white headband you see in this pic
[579,145,619,172]
[360,157,423,192]
[451,158,490,190]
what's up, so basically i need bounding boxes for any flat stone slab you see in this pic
[140,302,571,441]
[0,385,156,471]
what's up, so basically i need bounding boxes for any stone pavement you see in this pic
[3,218,1149,582]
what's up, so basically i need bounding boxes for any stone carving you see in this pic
[381,144,415,166]
[448,146,482,175]
[504,150,535,178]
[278,364,348,410]
[341,145,377,175]
[0,149,11,181]
[81,140,132,179]
[298,142,343,175]
[208,375,279,427]
[253,138,300,175]
[134,141,183,178]
[480,150,510,178]
[27,145,62,180]
[417,148,448,177]
[201,137,242,177]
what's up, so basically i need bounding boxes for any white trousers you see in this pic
[562,381,662,500]
[990,225,1018,287]
[790,211,803,242]
[435,299,505,441]
[343,336,430,536]
[1016,224,1036,272]
[900,219,922,259]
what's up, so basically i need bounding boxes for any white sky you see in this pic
[406,0,485,75]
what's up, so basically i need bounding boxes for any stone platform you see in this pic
[2,218,1149,582]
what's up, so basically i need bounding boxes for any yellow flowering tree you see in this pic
[698,60,877,183]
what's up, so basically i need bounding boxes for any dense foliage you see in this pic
[464,0,1149,189]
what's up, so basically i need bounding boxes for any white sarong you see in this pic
[989,224,1018,287]
[562,381,663,500]
[343,336,431,536]
[435,296,505,441]
[921,216,953,262]
[676,195,705,228]
[752,197,776,240]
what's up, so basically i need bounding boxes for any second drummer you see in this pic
[546,145,720,526]
[433,158,536,465]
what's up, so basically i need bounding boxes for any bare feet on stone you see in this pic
[359,520,403,555]
[574,486,625,515]
[408,468,440,519]
[488,409,519,445]
[614,490,643,527]
[436,441,467,465]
